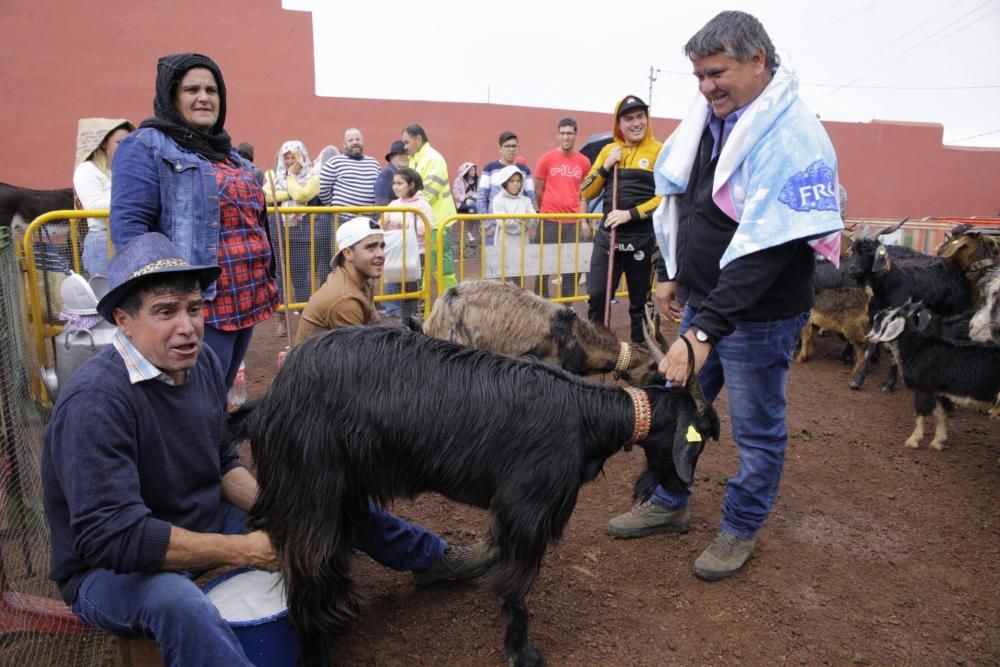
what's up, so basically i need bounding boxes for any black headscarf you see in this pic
[138,53,233,162]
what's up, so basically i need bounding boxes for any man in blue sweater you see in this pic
[42,233,492,666]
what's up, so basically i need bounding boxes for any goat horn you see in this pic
[680,335,708,417]
[877,216,910,237]
[654,314,668,350]
[642,309,665,363]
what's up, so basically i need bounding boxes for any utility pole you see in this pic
[648,65,658,108]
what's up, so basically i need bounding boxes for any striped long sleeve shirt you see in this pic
[318,154,381,207]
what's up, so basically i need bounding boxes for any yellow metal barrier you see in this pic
[18,206,433,403]
[267,206,434,314]
[435,212,625,304]
[19,210,98,403]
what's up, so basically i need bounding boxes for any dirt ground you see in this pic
[10,294,994,666]
[246,304,1000,667]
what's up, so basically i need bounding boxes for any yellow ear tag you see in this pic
[686,425,702,443]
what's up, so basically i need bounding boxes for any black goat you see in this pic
[811,241,921,371]
[869,301,1000,449]
[227,324,719,666]
[845,223,972,390]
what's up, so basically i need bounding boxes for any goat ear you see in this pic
[672,409,708,487]
[913,307,933,332]
[876,316,906,342]
[871,245,890,273]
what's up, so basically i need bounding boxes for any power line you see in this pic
[948,129,1000,143]
[821,0,966,85]
[904,6,999,54]
[815,0,994,102]
[648,68,1000,91]
[803,83,1000,90]
[800,0,894,35]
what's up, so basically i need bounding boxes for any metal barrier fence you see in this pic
[17,206,432,405]
[21,211,988,404]
[434,212,608,302]
[0,226,115,666]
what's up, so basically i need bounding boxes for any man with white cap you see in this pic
[294,216,385,343]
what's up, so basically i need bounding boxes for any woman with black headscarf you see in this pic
[111,53,278,387]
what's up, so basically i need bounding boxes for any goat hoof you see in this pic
[929,440,947,451]
[904,439,920,449]
[879,384,895,393]
[848,380,862,390]
[508,646,545,667]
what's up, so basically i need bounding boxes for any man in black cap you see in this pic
[581,95,663,342]
[374,139,410,206]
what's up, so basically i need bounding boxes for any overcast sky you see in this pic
[290,0,1000,147]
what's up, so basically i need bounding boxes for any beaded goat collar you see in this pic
[623,387,652,451]
[613,342,632,374]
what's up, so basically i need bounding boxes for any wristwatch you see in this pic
[691,328,710,344]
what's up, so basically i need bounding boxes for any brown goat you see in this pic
[421,279,660,385]
[937,226,1000,299]
[795,287,872,375]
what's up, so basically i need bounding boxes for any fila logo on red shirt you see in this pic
[549,164,582,178]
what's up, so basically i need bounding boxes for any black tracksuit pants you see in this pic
[587,231,656,342]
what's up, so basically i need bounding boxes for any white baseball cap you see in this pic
[334,216,384,265]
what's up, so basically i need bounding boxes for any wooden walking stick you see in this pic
[603,164,619,328]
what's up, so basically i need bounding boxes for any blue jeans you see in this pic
[72,504,253,666]
[203,326,255,389]
[71,503,444,667]
[650,306,809,540]
[82,229,110,277]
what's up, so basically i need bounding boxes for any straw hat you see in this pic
[96,233,221,323]
[74,117,135,167]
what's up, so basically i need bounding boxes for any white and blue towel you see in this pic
[653,58,843,279]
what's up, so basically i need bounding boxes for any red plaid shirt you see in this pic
[204,159,279,331]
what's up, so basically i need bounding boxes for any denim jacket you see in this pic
[110,127,270,300]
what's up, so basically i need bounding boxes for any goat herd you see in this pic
[796,220,1000,451]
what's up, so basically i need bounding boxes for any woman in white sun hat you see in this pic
[72,117,134,276]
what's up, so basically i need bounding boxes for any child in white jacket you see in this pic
[490,165,537,287]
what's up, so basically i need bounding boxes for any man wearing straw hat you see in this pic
[41,233,273,665]
[42,232,492,665]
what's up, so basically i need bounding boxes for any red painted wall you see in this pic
[3,0,998,219]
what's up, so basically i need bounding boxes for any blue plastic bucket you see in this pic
[202,569,301,666]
